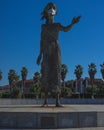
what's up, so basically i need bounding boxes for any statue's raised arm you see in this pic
[71,16,81,24]
[59,16,81,32]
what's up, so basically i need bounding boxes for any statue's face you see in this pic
[48,7,56,16]
[41,3,57,21]
[47,3,57,17]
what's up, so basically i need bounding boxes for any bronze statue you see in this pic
[37,2,81,106]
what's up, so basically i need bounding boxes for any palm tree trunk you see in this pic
[63,79,65,89]
[43,92,48,106]
[91,80,94,99]
[9,82,12,96]
[22,81,25,98]
[10,85,12,95]
[56,92,61,107]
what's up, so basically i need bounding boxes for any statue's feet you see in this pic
[41,103,48,107]
[56,103,63,107]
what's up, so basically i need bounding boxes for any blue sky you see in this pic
[0,0,104,86]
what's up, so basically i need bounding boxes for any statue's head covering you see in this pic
[41,2,57,20]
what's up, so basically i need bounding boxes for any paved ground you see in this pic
[0,104,104,112]
[0,127,104,130]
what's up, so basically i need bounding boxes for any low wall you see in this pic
[0,98,104,105]
[0,111,104,129]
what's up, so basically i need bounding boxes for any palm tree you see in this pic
[0,70,2,81]
[33,72,41,83]
[74,65,83,98]
[100,63,104,80]
[61,64,68,87]
[32,72,41,99]
[21,67,28,96]
[88,63,97,98]
[74,65,83,80]
[8,69,19,93]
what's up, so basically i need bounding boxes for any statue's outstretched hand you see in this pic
[36,54,42,65]
[71,16,81,25]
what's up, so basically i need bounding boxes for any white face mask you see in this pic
[48,8,56,16]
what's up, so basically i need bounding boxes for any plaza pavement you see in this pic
[0,104,104,112]
[0,127,104,130]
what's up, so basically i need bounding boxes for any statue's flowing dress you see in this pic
[40,23,70,93]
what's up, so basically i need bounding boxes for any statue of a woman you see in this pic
[37,2,81,106]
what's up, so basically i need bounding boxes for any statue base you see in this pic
[0,104,104,129]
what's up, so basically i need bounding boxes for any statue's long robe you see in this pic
[40,23,72,93]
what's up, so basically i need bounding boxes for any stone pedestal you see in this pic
[0,105,104,129]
